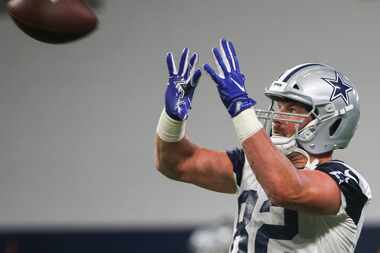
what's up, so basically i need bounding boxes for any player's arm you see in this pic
[155,48,236,194]
[204,39,341,214]
[241,130,341,214]
[155,135,236,193]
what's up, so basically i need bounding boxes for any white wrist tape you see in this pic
[232,108,263,143]
[156,109,186,142]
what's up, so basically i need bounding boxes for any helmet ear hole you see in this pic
[293,83,300,90]
[329,118,342,136]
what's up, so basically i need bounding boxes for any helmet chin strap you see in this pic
[270,135,319,169]
[270,135,297,156]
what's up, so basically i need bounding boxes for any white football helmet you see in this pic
[256,63,360,155]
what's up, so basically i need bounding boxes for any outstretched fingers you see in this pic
[204,63,221,84]
[188,68,202,100]
[220,38,233,72]
[227,40,240,72]
[192,68,202,87]
[178,48,190,77]
[166,52,177,76]
[185,52,199,83]
[212,47,229,78]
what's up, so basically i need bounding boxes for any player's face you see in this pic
[272,99,313,137]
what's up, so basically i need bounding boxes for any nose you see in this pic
[272,117,281,126]
[273,114,286,125]
[272,117,284,134]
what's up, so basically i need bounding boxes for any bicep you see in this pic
[178,148,237,194]
[287,170,342,215]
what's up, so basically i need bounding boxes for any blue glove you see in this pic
[204,39,256,117]
[165,48,202,121]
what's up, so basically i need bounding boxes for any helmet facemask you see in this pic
[256,98,316,139]
[255,99,321,168]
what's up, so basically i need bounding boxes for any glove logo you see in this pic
[231,77,245,92]
[175,79,186,98]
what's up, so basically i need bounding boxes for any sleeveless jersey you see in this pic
[226,149,372,253]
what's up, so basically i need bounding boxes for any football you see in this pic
[6,0,98,44]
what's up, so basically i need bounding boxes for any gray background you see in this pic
[0,0,378,228]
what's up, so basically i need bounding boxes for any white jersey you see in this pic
[226,149,372,253]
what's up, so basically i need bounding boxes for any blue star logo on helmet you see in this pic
[322,72,353,105]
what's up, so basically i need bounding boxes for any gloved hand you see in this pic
[204,39,256,117]
[165,48,202,121]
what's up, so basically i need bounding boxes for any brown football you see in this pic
[6,0,98,44]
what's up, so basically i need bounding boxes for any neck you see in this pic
[310,152,333,164]
[287,151,332,169]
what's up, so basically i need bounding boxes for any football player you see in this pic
[155,39,371,253]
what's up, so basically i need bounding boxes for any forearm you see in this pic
[231,107,304,205]
[155,107,198,179]
[241,129,304,205]
[155,135,197,179]
[154,107,237,192]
